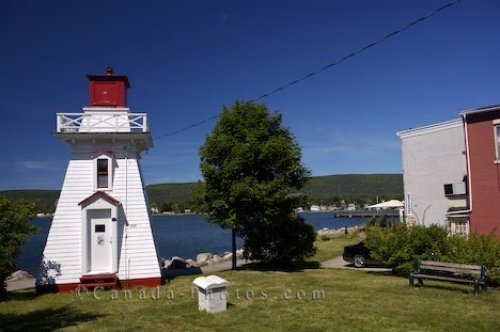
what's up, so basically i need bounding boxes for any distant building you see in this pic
[310,205,320,212]
[398,119,467,230]
[398,105,500,237]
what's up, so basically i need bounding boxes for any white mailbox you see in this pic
[192,275,230,313]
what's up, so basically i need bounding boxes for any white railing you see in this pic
[56,112,149,133]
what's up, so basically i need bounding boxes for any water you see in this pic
[16,212,366,276]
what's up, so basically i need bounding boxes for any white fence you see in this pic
[56,113,148,133]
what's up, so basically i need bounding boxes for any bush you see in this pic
[242,214,317,266]
[0,197,37,295]
[365,224,500,285]
[446,233,500,285]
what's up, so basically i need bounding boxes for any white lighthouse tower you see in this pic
[38,68,161,292]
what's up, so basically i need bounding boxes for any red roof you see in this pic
[78,191,121,207]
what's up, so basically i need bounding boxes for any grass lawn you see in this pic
[1,271,499,330]
[309,234,361,262]
[1,236,498,331]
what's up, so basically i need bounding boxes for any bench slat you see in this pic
[418,265,481,275]
[419,260,482,271]
[411,273,484,285]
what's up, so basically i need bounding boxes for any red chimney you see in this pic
[87,67,130,107]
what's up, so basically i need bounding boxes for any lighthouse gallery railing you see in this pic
[56,113,149,133]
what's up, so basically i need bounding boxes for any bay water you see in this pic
[16,212,366,276]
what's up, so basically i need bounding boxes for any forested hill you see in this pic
[302,174,403,204]
[0,174,402,213]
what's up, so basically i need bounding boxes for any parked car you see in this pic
[342,242,383,268]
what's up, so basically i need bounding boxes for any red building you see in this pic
[462,105,500,236]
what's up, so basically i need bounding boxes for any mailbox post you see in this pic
[192,275,230,313]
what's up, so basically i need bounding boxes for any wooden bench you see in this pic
[409,260,487,295]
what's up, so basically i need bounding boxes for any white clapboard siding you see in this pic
[39,141,160,287]
[112,157,160,280]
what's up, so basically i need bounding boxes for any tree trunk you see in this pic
[231,227,237,270]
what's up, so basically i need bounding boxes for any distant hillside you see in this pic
[302,174,403,204]
[0,189,60,213]
[146,182,196,203]
[0,174,403,212]
[145,174,403,204]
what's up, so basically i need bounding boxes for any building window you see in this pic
[451,220,469,236]
[97,159,109,188]
[92,153,114,190]
[496,125,500,160]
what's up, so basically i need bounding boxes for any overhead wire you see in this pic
[154,0,462,140]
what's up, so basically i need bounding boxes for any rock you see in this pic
[223,252,233,261]
[196,252,213,266]
[186,259,199,268]
[169,256,188,269]
[236,249,244,259]
[317,227,337,235]
[7,270,34,281]
[162,259,172,269]
[212,255,222,264]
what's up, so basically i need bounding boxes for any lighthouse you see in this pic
[37,68,161,292]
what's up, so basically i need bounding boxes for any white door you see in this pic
[89,209,112,272]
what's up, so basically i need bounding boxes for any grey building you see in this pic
[397,119,468,233]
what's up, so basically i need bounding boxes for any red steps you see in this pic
[79,273,119,289]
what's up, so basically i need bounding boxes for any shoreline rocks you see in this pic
[317,226,361,236]
[162,249,245,270]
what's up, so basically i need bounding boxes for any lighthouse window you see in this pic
[97,158,109,188]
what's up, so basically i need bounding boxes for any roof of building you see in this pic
[460,104,500,116]
[397,118,463,138]
[78,191,122,207]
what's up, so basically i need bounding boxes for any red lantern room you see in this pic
[87,67,130,107]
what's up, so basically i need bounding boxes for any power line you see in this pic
[155,0,462,140]
[155,115,218,140]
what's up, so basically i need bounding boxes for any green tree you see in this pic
[0,197,37,295]
[195,101,315,268]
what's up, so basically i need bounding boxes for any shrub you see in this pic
[243,214,317,265]
[446,233,500,285]
[365,224,500,284]
[0,197,37,295]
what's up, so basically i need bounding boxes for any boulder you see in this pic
[212,255,222,264]
[7,270,34,281]
[162,259,172,269]
[196,252,213,266]
[223,252,233,261]
[169,256,188,269]
[186,259,200,268]
[236,249,244,259]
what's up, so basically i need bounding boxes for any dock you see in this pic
[333,210,401,218]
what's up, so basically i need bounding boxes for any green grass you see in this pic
[1,268,498,331]
[309,234,361,262]
[1,236,497,331]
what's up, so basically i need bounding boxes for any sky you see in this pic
[1,0,499,190]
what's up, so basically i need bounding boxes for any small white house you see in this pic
[310,205,320,212]
[37,68,161,292]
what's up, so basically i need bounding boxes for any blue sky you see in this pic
[1,0,499,190]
